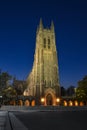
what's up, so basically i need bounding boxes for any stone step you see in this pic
[1,105,87,111]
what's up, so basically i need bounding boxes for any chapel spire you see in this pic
[39,18,43,30]
[51,20,54,32]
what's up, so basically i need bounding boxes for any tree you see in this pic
[13,78,27,95]
[0,71,12,91]
[76,76,87,101]
[2,86,17,97]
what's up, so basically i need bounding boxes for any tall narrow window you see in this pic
[44,38,46,48]
[48,39,50,49]
[44,80,46,86]
[50,81,51,87]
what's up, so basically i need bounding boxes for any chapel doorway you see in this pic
[46,94,53,105]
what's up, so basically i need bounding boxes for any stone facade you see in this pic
[24,19,60,105]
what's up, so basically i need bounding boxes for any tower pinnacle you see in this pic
[51,20,54,32]
[39,18,43,29]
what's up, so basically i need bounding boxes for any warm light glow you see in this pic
[80,102,84,106]
[69,101,73,106]
[75,101,78,106]
[64,101,67,106]
[18,100,23,106]
[41,98,45,102]
[25,100,30,106]
[32,100,35,106]
[56,98,60,102]
[23,90,29,96]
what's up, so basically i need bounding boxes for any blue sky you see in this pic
[0,0,87,88]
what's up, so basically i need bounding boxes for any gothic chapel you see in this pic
[24,19,60,105]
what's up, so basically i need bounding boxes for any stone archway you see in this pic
[31,100,35,106]
[45,88,56,106]
[46,94,53,105]
[24,100,30,106]
[18,100,23,106]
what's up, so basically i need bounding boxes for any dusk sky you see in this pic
[0,0,87,88]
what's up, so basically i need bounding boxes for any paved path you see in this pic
[9,112,28,130]
[0,111,11,130]
[0,111,7,130]
[0,111,28,130]
[13,110,87,130]
[0,106,87,130]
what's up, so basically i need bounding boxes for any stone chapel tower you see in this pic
[24,19,60,105]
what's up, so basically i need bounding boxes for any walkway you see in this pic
[0,110,28,130]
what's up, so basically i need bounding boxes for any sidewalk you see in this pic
[0,111,28,130]
[9,112,28,130]
[0,111,11,130]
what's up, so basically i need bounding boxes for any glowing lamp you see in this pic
[56,98,60,102]
[41,98,45,103]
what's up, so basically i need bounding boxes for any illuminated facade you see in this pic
[24,19,60,105]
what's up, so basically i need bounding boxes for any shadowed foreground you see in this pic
[13,110,87,130]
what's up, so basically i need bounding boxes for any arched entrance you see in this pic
[18,100,23,106]
[24,100,30,106]
[31,100,35,106]
[46,94,53,105]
